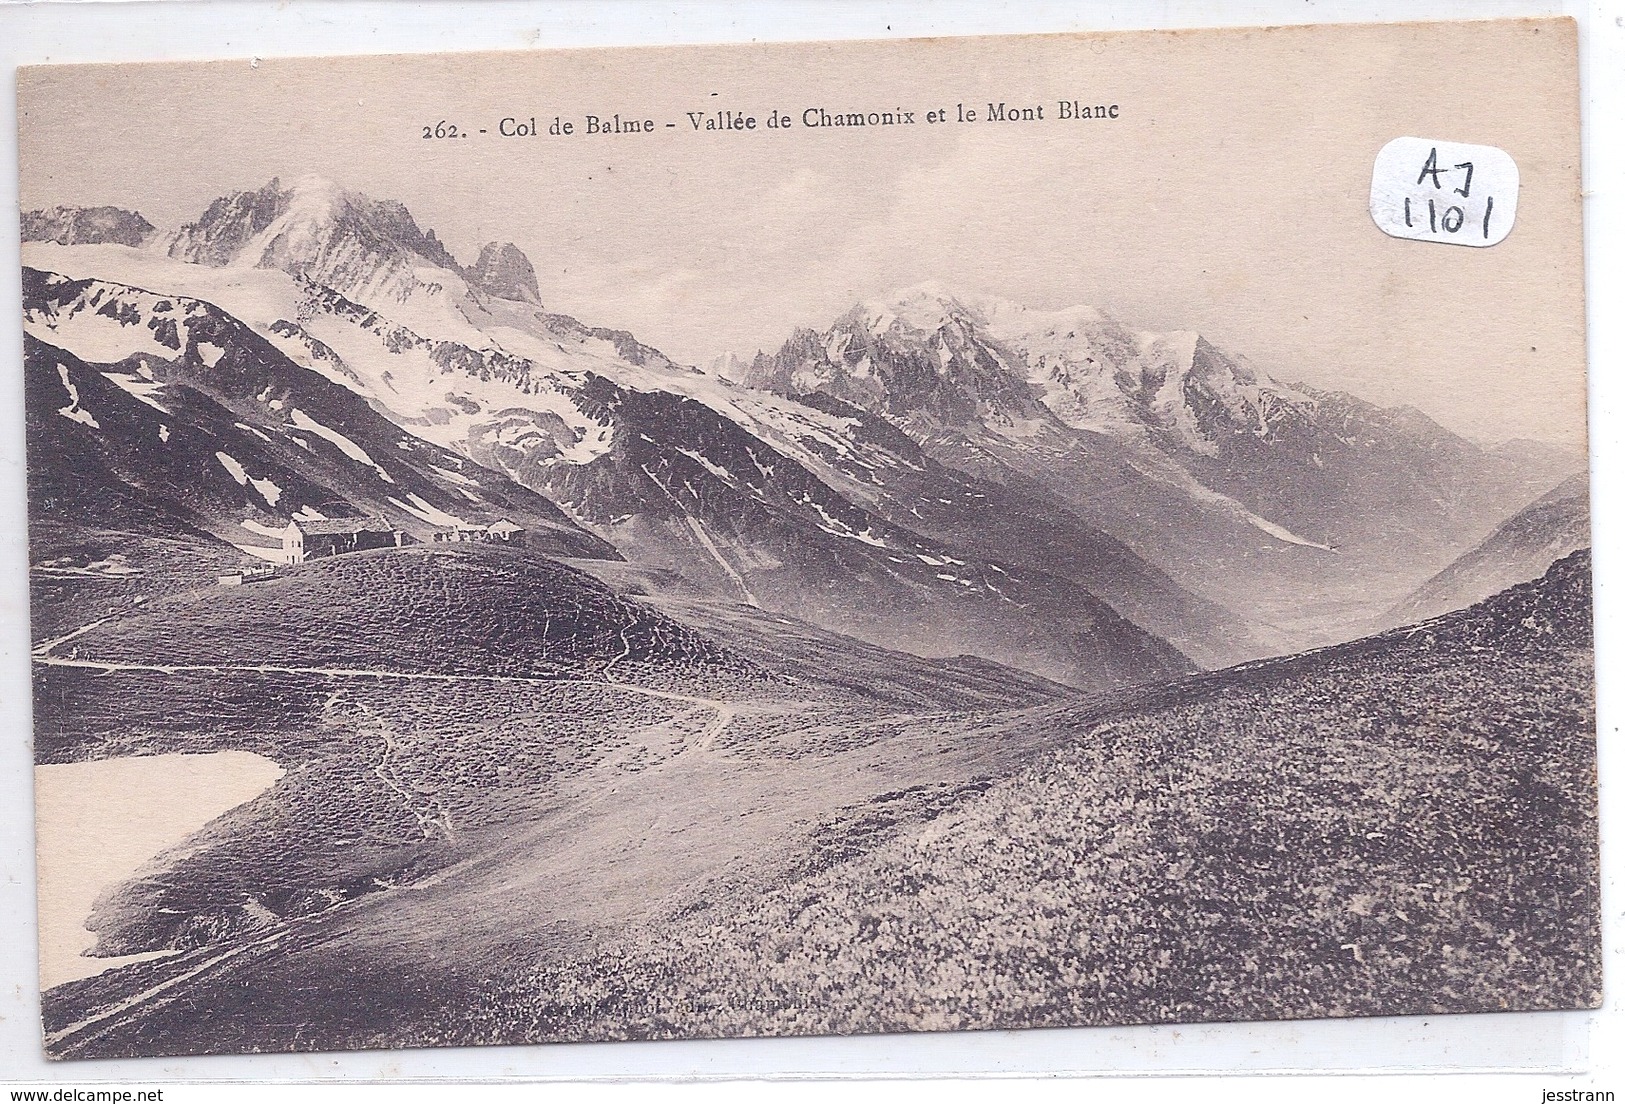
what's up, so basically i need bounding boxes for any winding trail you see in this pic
[32,613,117,657]
[44,931,288,1052]
[358,701,456,840]
[33,615,744,1050]
[34,635,737,758]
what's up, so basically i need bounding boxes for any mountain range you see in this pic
[1388,471,1590,626]
[22,269,611,561]
[744,285,1578,644]
[22,206,157,248]
[20,176,1585,685]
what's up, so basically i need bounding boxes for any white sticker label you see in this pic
[1370,136,1518,247]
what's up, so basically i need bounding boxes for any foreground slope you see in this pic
[37,542,1075,1057]
[451,551,1597,1040]
[33,545,764,960]
[37,542,1595,1055]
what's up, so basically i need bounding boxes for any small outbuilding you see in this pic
[218,560,278,586]
[432,518,527,545]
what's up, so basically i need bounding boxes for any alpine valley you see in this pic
[20,176,1597,1056]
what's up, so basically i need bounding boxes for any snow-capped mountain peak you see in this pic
[847,282,1119,343]
[976,294,1112,335]
[467,241,542,305]
[846,281,985,336]
[751,282,1321,453]
[166,175,464,303]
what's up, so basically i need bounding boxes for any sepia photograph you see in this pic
[13,17,1599,1062]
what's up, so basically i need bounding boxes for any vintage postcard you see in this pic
[18,19,1595,1059]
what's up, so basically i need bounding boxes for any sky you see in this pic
[16,20,1588,450]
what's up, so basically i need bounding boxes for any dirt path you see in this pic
[31,613,118,657]
[33,605,1074,1056]
[45,930,289,1053]
[34,618,760,1051]
[359,702,456,840]
[34,651,737,757]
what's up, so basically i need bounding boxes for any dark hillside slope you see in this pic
[38,544,1084,1057]
[1387,473,1590,628]
[34,543,771,977]
[461,551,1597,1040]
[27,522,244,642]
[22,270,613,559]
[527,379,1194,692]
[47,544,749,685]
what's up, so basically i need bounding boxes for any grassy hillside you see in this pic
[37,540,1072,1046]
[449,551,1597,1041]
[36,544,756,962]
[50,544,752,685]
[28,521,244,641]
[38,550,1596,1056]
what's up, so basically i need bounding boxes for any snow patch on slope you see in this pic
[55,366,100,428]
[289,408,394,483]
[1243,512,1333,550]
[101,371,170,413]
[387,493,465,527]
[215,451,283,507]
[216,451,249,484]
[26,296,176,367]
[234,544,284,564]
[240,519,288,539]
